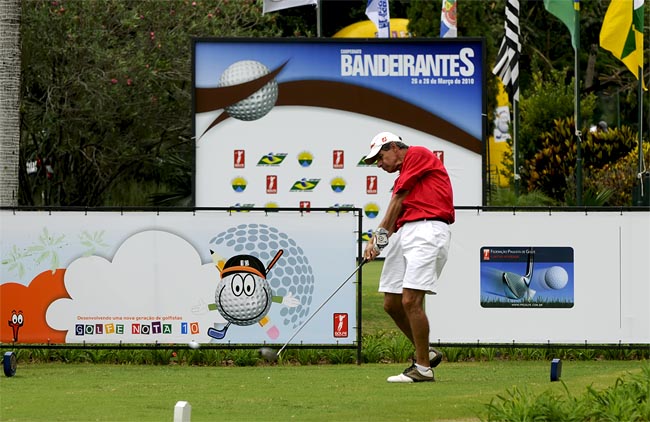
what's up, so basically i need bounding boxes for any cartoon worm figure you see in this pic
[8,310,24,342]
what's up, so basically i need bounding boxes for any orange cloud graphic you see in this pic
[1,270,69,344]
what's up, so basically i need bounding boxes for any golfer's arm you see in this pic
[378,189,409,236]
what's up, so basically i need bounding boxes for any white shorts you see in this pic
[378,220,451,295]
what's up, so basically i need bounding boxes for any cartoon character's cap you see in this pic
[220,255,266,279]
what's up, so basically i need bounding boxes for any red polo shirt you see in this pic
[393,146,455,230]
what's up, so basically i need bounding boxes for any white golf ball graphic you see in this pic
[218,60,278,121]
[544,266,568,290]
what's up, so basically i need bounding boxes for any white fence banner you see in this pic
[4,208,647,347]
[429,209,650,345]
[0,209,360,346]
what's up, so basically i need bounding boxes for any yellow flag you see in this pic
[600,0,645,88]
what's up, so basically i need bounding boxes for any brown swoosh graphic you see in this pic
[277,81,481,154]
[196,77,481,154]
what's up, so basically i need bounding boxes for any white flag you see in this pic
[263,0,317,15]
[365,0,391,38]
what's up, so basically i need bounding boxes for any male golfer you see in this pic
[363,131,454,383]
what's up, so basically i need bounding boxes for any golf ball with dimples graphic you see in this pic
[218,60,278,121]
[210,224,314,329]
[216,272,272,326]
[544,266,568,290]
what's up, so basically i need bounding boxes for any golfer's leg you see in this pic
[383,293,414,344]
[402,288,429,367]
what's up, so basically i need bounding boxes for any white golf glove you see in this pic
[373,228,389,254]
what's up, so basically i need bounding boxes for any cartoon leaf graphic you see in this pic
[50,253,60,273]
[36,250,51,264]
[28,227,67,273]
[79,230,109,256]
[2,245,29,278]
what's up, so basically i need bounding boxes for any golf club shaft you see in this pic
[276,258,367,356]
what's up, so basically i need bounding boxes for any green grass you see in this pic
[1,360,646,421]
[2,259,649,421]
[360,260,394,334]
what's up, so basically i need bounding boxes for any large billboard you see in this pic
[193,38,486,239]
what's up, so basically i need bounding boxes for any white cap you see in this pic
[364,132,401,164]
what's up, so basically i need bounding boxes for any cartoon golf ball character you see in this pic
[217,254,273,326]
[206,249,299,340]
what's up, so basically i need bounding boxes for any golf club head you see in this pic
[503,249,535,300]
[258,347,278,362]
[502,272,528,299]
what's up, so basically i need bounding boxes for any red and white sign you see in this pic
[366,176,377,194]
[333,313,348,338]
[333,150,344,169]
[234,150,245,168]
[266,175,278,194]
[299,201,311,211]
[482,249,490,260]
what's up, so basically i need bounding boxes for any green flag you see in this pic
[543,0,579,51]
[600,0,645,85]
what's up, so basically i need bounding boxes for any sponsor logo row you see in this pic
[232,175,381,194]
[234,150,444,168]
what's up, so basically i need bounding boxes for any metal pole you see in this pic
[316,1,321,37]
[635,68,644,206]
[574,4,582,206]
[513,100,520,196]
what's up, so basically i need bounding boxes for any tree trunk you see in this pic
[0,0,21,206]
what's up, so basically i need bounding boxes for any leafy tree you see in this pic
[585,142,650,206]
[16,0,648,207]
[518,69,597,163]
[524,0,648,132]
[524,117,637,204]
[20,0,280,206]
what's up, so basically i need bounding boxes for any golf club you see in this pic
[502,248,535,299]
[259,258,368,361]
